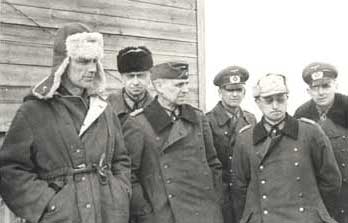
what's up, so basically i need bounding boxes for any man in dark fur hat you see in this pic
[294,62,348,223]
[108,46,154,124]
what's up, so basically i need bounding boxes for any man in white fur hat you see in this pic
[0,23,130,223]
[232,73,341,223]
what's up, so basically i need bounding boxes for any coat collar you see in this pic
[211,101,242,126]
[253,114,298,145]
[300,93,348,128]
[144,97,199,134]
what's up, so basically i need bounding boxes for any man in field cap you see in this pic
[232,73,341,223]
[108,46,153,124]
[0,23,130,223]
[206,65,256,223]
[123,61,223,223]
[294,62,348,222]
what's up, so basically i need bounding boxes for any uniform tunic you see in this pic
[0,91,131,223]
[294,93,348,223]
[108,88,152,124]
[206,102,256,223]
[123,98,223,223]
[232,114,341,223]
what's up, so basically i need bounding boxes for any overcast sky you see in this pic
[205,0,348,118]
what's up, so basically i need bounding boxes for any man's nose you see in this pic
[88,62,97,73]
[182,84,189,93]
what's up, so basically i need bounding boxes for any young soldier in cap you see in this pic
[232,73,341,223]
[294,62,348,223]
[0,23,130,223]
[108,46,153,124]
[206,65,256,223]
[123,61,223,223]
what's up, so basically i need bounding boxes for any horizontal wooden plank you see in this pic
[129,0,196,10]
[0,23,198,58]
[0,63,199,88]
[0,3,197,42]
[0,40,198,73]
[4,0,196,25]
[0,79,199,103]
[0,95,199,132]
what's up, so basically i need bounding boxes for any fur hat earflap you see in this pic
[32,23,106,99]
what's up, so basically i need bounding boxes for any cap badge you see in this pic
[230,75,240,84]
[311,71,323,80]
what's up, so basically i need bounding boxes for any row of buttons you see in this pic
[263,207,305,215]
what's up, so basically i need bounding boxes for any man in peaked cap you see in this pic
[108,46,153,124]
[294,62,348,223]
[206,65,256,223]
[123,61,223,223]
[0,23,131,223]
[232,73,341,223]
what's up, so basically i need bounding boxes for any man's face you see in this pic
[307,80,336,108]
[122,71,150,97]
[67,57,97,90]
[155,79,189,105]
[256,93,288,124]
[219,85,245,108]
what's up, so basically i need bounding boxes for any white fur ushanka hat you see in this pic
[32,23,106,99]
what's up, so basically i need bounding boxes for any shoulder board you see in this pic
[239,124,252,134]
[299,117,316,125]
[130,108,144,117]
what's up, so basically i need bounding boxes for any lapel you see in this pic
[253,114,298,164]
[161,119,189,152]
[212,102,232,126]
[79,95,107,137]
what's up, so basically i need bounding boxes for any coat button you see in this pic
[156,137,160,141]
[86,203,92,209]
[195,212,199,216]
[166,179,172,184]
[163,164,169,169]
[294,162,299,167]
[261,180,266,185]
[76,149,81,153]
[229,182,233,187]
[259,165,264,171]
[229,169,233,173]
[168,194,174,199]
[296,176,301,181]
[299,207,305,212]
[262,194,267,200]
[224,131,228,135]
[298,192,304,198]
[228,156,232,160]
[342,163,346,168]
[293,148,298,152]
[343,178,347,183]
[263,210,269,215]
[340,209,345,214]
[81,176,86,181]
[49,205,56,212]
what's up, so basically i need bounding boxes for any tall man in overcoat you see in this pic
[232,73,341,223]
[108,46,154,124]
[294,62,348,223]
[0,23,131,223]
[206,65,256,223]
[123,61,223,223]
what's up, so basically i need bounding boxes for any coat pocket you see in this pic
[40,183,76,223]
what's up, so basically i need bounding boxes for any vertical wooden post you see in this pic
[196,0,206,111]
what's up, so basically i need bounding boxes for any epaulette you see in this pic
[129,108,144,117]
[299,117,316,125]
[239,124,252,134]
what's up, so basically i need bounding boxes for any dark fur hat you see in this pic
[117,46,153,73]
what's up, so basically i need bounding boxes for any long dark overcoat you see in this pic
[294,93,348,223]
[123,99,223,223]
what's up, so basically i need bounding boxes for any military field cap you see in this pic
[117,46,153,73]
[150,61,189,81]
[253,73,289,97]
[214,66,249,90]
[302,62,337,87]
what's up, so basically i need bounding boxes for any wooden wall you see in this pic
[0,0,204,222]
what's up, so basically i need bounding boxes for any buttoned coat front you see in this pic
[232,115,341,223]
[0,95,131,223]
[123,99,223,223]
[294,93,348,223]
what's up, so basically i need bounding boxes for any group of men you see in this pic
[0,22,347,223]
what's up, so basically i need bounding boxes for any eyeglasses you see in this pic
[258,94,288,104]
